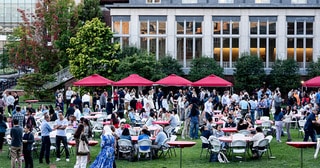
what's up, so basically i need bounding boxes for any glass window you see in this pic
[255,0,270,3]
[218,0,234,3]
[222,22,230,34]
[250,22,258,35]
[214,22,221,34]
[213,38,221,62]
[177,22,184,34]
[182,0,198,3]
[232,22,239,35]
[287,22,294,35]
[259,22,267,35]
[306,38,313,62]
[269,22,276,35]
[250,38,258,56]
[306,22,313,35]
[291,0,307,3]
[112,17,130,49]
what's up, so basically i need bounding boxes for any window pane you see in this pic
[113,21,120,34]
[223,38,230,61]
[222,21,230,34]
[177,38,184,66]
[140,22,147,34]
[232,38,239,63]
[260,38,266,62]
[297,22,303,35]
[150,38,156,54]
[159,21,166,34]
[149,21,157,34]
[260,22,267,34]
[122,22,129,34]
[250,22,258,35]
[250,38,258,56]
[159,37,166,58]
[195,38,202,58]
[177,22,184,34]
[213,38,221,61]
[214,22,221,34]
[287,38,294,60]
[123,37,129,48]
[306,38,313,62]
[296,38,303,62]
[269,22,276,35]
[232,22,239,35]
[218,0,234,3]
[306,22,313,35]
[186,38,193,66]
[195,22,202,34]
[269,38,276,62]
[186,22,193,35]
[287,22,294,35]
[140,37,148,51]
[182,0,197,3]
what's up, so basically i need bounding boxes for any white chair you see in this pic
[158,138,172,158]
[118,139,134,160]
[261,121,272,135]
[260,116,270,121]
[232,133,245,140]
[239,130,251,136]
[265,135,273,157]
[137,139,152,161]
[298,120,306,138]
[231,140,247,161]
[255,138,270,159]
[208,137,221,153]
[200,136,210,158]
[91,121,103,139]
[168,135,177,157]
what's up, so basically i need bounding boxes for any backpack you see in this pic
[218,152,229,163]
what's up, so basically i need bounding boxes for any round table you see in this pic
[131,136,156,143]
[152,121,170,125]
[25,99,39,103]
[221,127,238,133]
[167,141,196,168]
[286,141,316,168]
[68,140,99,147]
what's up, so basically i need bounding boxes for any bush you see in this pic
[188,57,223,81]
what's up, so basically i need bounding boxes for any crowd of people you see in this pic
[0,85,320,167]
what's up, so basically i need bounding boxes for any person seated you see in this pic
[200,125,212,139]
[110,112,120,128]
[212,125,224,138]
[68,115,77,127]
[251,127,265,158]
[245,116,254,128]
[128,108,136,125]
[116,122,125,138]
[225,116,236,128]
[165,110,178,132]
[151,127,167,158]
[120,128,132,140]
[83,104,91,116]
[237,118,249,131]
[145,112,156,127]
[135,129,151,155]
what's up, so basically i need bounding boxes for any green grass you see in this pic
[1,127,320,168]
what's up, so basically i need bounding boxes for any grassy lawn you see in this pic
[1,127,320,168]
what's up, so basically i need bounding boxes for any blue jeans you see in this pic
[250,109,255,124]
[189,121,199,139]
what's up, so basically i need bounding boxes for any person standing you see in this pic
[13,92,19,110]
[10,119,23,168]
[0,95,6,115]
[303,108,319,142]
[283,106,293,142]
[66,87,74,109]
[23,124,34,168]
[181,103,191,139]
[274,107,284,143]
[6,92,15,115]
[26,108,36,130]
[74,105,81,122]
[100,90,107,109]
[248,96,257,124]
[54,111,70,162]
[74,124,89,168]
[12,106,25,128]
[82,92,90,109]
[90,126,116,168]
[0,114,7,153]
[189,104,200,140]
[157,88,164,110]
[113,89,119,110]
[239,97,249,118]
[39,115,53,164]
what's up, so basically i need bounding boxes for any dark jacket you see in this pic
[23,132,34,151]
[10,125,23,147]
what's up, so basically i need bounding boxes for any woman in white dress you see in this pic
[147,91,155,109]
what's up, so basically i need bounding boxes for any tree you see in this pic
[307,58,320,78]
[188,57,224,81]
[7,0,77,74]
[159,56,184,77]
[269,59,300,94]
[113,51,164,81]
[234,54,266,93]
[67,18,120,80]
[77,0,102,25]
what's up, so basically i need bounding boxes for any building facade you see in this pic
[106,0,320,75]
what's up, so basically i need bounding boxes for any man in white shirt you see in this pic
[6,92,15,115]
[54,111,70,162]
[124,91,132,111]
[73,105,81,121]
[65,87,73,108]
[82,92,91,108]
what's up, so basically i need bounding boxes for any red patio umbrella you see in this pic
[113,74,154,86]
[302,76,320,87]
[73,74,114,86]
[192,74,233,87]
[154,74,192,86]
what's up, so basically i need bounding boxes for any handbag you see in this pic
[78,136,89,154]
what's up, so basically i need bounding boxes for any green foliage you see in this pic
[17,73,55,99]
[188,57,224,81]
[234,54,266,93]
[77,0,102,25]
[158,56,184,76]
[67,18,120,80]
[115,46,143,60]
[269,59,300,94]
[307,58,320,78]
[113,51,164,81]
